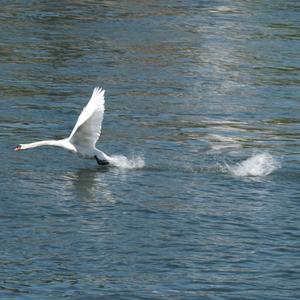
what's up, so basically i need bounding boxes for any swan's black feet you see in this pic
[94,155,109,166]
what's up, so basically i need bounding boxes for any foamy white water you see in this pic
[109,154,145,169]
[225,153,281,177]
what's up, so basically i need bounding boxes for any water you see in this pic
[1,1,299,299]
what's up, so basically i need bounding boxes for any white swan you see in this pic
[15,87,112,165]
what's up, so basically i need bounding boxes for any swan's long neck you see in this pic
[21,140,65,150]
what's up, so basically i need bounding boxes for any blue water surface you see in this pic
[1,1,299,299]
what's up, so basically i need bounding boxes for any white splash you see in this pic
[226,153,281,177]
[109,154,145,169]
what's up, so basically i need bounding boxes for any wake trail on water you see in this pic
[108,154,145,169]
[224,152,281,177]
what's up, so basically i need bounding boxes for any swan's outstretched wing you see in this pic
[68,87,105,148]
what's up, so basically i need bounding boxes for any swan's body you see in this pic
[15,87,111,165]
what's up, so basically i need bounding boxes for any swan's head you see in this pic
[15,144,23,151]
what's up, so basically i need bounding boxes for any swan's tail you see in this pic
[95,149,144,169]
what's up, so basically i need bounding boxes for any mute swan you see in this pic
[15,87,111,165]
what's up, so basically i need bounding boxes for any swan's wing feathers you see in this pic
[70,112,102,148]
[69,87,105,148]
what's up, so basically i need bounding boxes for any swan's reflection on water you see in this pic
[60,167,116,205]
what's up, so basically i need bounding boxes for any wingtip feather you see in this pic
[93,86,105,97]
